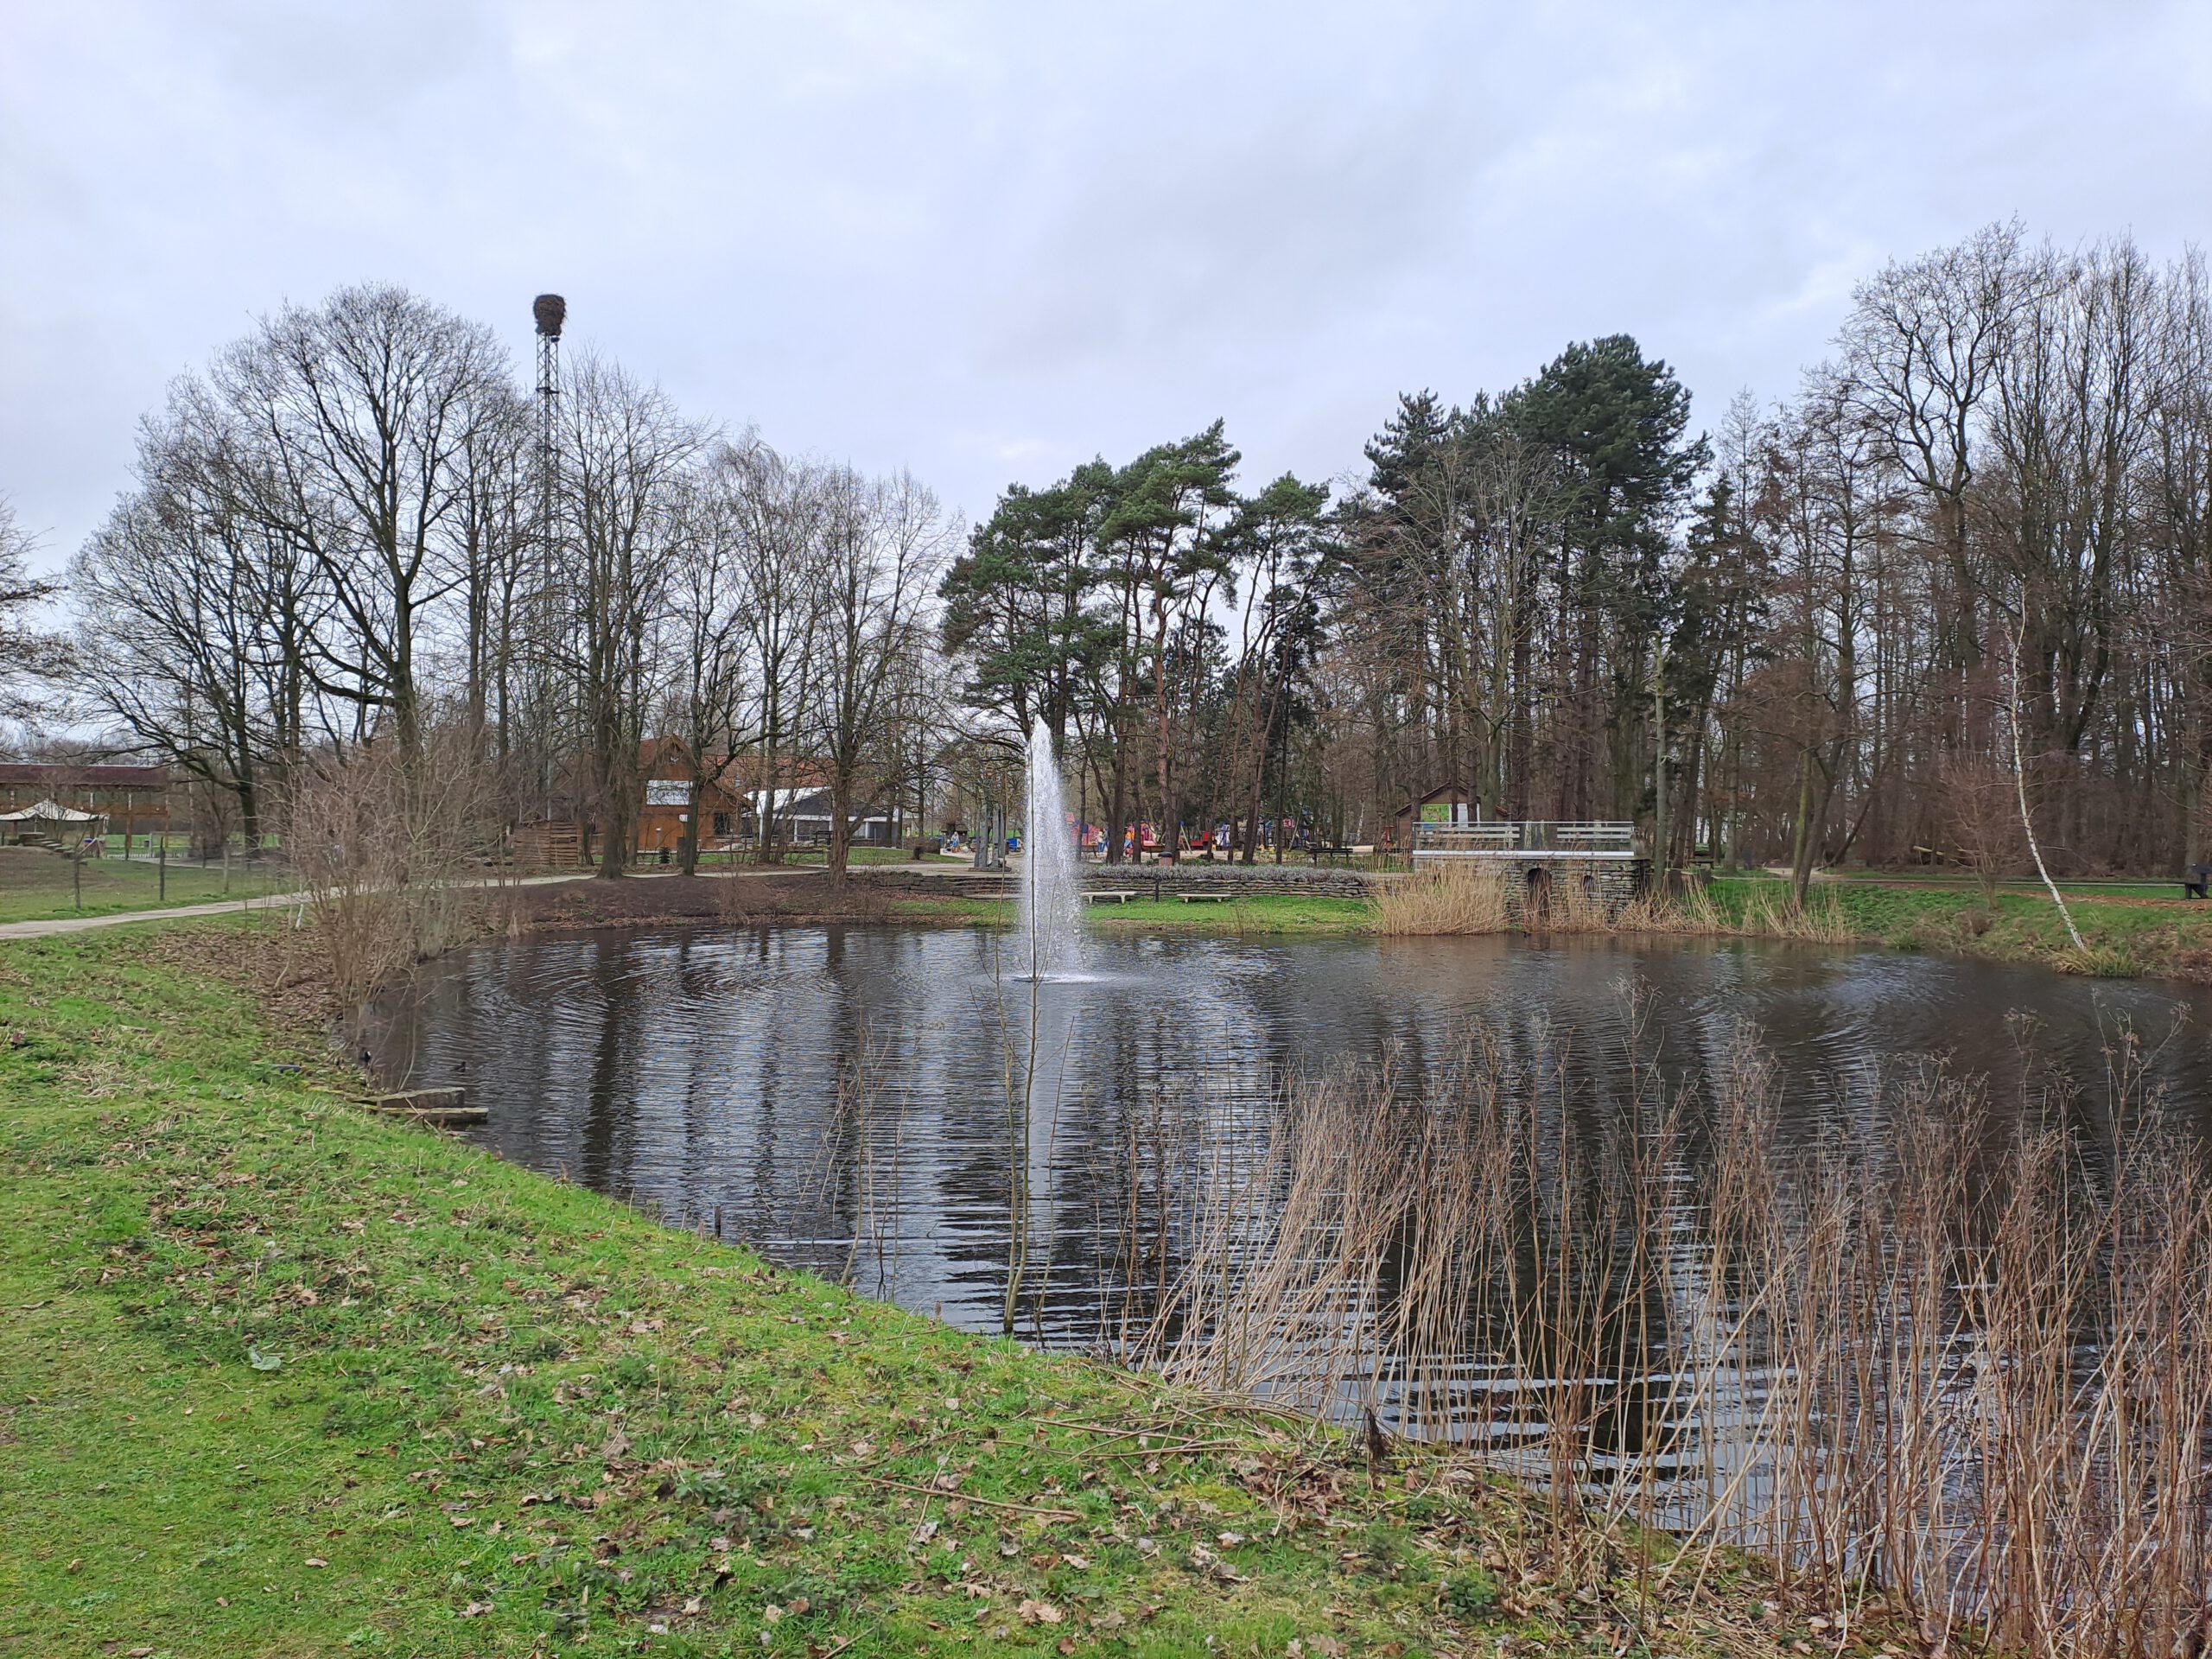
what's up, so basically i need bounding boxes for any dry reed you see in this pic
[1115,1024,2212,1658]
[1376,863,1864,944]
[287,728,499,1039]
[1373,860,1513,934]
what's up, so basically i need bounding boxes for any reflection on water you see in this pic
[372,925,2212,1637]
[371,924,2211,1347]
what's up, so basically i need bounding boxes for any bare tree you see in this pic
[1942,748,2024,906]
[2152,251,2212,864]
[68,392,323,846]
[219,283,510,753]
[445,385,535,767]
[550,352,708,876]
[2002,608,2087,951]
[0,494,61,722]
[288,724,498,1042]
[663,468,753,875]
[806,467,955,885]
[716,438,823,864]
[1842,221,2035,678]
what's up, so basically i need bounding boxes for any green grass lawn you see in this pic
[1082,895,1373,933]
[743,846,925,868]
[1823,868,2190,898]
[1704,874,2212,978]
[0,847,293,924]
[891,892,1376,937]
[1,920,1789,1657]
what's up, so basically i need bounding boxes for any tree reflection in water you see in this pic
[371,924,2212,1654]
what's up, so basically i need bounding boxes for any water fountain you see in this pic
[1014,718,1083,982]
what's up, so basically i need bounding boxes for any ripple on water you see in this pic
[370,924,2212,1348]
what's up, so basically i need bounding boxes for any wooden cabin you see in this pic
[511,741,906,867]
[635,738,747,855]
[512,740,748,867]
[1389,785,1474,850]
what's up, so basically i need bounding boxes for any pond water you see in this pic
[371,925,2212,1346]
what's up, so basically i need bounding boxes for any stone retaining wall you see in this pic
[1490,856,1649,921]
[1078,864,1377,900]
[866,863,1382,901]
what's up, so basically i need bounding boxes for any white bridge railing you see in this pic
[1412,820,1639,860]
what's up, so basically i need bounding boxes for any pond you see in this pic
[370,924,2212,1348]
[372,923,2212,1629]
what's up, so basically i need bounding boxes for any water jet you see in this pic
[1014,719,1083,982]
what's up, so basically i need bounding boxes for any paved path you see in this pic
[0,861,987,943]
[0,872,599,942]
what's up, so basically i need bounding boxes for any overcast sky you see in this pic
[4,0,2208,574]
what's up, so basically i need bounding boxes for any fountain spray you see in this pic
[1016,719,1083,981]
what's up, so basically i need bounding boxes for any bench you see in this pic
[1083,890,1139,904]
[1176,892,1236,903]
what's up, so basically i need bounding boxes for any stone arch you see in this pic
[1524,865,1553,922]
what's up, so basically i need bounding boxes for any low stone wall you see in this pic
[1079,863,1377,900]
[1484,856,1648,922]
[862,863,1382,901]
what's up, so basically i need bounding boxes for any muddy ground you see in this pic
[510,868,971,932]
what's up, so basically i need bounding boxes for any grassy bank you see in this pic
[646,863,2212,982]
[1370,861,2212,981]
[899,875,2212,982]
[1693,874,2212,978]
[1084,896,1371,933]
[896,893,1373,936]
[1,921,1789,1658]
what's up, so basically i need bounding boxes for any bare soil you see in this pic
[509,868,966,931]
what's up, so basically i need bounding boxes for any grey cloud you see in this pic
[3,0,2208,575]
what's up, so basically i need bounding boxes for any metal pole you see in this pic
[158,839,166,903]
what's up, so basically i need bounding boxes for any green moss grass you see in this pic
[0,921,1789,1657]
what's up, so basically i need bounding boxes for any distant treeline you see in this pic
[16,220,2211,879]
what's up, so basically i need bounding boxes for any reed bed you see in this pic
[1373,859,1514,934]
[1114,1027,2212,1658]
[1610,880,1860,943]
[1376,862,1864,943]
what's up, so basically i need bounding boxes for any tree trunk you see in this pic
[680,774,701,878]
[1789,750,1815,907]
[827,778,853,888]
